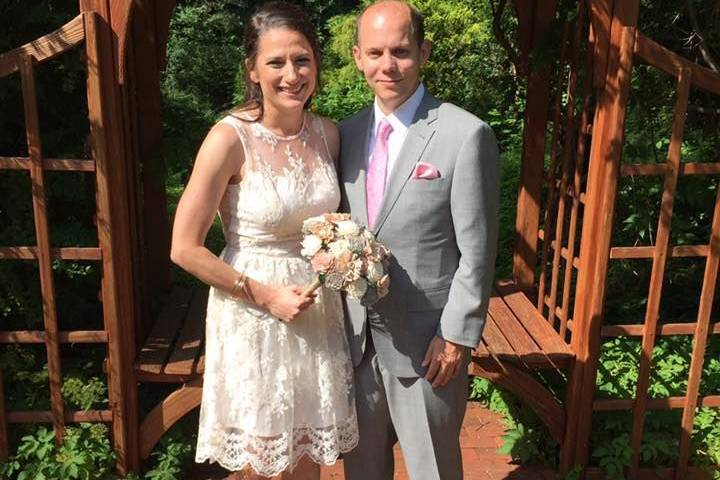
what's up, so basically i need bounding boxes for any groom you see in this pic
[339,1,501,479]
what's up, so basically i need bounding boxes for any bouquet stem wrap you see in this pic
[302,277,322,296]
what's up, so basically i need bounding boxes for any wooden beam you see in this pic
[20,54,66,445]
[82,5,140,472]
[0,15,85,78]
[127,0,173,345]
[0,247,101,261]
[138,379,202,459]
[594,395,720,410]
[564,0,641,471]
[629,69,690,478]
[635,33,720,95]
[0,157,95,171]
[7,410,113,423]
[548,11,584,334]
[512,0,558,290]
[675,118,720,480]
[610,245,709,259]
[562,3,594,342]
[109,1,133,84]
[589,0,615,89]
[601,322,720,337]
[537,22,569,318]
[621,162,720,176]
[0,330,108,343]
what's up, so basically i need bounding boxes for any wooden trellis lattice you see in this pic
[0,5,139,472]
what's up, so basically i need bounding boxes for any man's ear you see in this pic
[420,40,431,65]
[352,45,363,71]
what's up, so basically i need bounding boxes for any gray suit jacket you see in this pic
[339,91,501,378]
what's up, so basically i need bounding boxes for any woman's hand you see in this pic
[261,286,316,322]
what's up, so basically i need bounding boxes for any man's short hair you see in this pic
[354,0,425,47]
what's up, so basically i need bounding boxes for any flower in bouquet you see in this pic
[301,214,391,306]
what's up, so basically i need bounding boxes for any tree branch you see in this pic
[489,0,523,76]
[686,0,720,72]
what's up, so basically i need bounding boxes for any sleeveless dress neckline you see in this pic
[253,112,308,141]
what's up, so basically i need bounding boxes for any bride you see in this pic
[170,2,358,478]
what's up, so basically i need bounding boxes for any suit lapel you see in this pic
[345,108,374,226]
[372,93,440,234]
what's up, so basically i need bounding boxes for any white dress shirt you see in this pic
[368,83,426,187]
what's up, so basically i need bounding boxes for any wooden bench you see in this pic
[135,280,574,458]
[471,279,575,443]
[135,287,207,459]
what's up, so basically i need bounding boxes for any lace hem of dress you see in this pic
[195,413,359,477]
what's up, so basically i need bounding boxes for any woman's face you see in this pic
[249,27,317,115]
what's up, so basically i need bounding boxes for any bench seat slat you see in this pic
[474,280,575,370]
[488,297,546,361]
[164,289,208,376]
[481,315,518,361]
[495,280,573,358]
[135,288,193,375]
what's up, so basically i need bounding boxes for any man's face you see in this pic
[353,2,430,114]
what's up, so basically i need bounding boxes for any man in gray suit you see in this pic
[339,1,501,479]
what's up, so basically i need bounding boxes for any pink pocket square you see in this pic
[411,162,441,180]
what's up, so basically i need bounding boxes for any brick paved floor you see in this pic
[187,402,556,480]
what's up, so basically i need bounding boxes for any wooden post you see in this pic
[674,87,720,479]
[628,69,690,478]
[19,55,66,444]
[512,0,558,290]
[562,0,641,472]
[125,0,175,344]
[81,4,140,472]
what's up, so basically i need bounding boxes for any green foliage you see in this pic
[315,0,522,148]
[591,433,632,480]
[311,10,374,120]
[0,424,116,480]
[473,336,720,475]
[143,436,193,480]
[470,377,558,466]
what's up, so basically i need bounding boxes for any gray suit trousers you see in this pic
[343,336,469,480]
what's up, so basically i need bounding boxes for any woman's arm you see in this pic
[170,122,314,321]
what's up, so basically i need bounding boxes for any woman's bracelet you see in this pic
[230,272,247,298]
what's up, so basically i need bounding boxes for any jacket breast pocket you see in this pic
[404,177,446,194]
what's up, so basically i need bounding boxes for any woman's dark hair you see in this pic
[234,1,321,121]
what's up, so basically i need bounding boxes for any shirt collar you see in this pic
[372,83,425,136]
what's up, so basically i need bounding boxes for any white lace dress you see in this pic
[195,112,358,476]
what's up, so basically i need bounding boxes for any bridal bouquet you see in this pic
[301,213,390,306]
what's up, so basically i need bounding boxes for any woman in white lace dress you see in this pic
[170,3,358,478]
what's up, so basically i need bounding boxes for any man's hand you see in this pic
[421,336,466,388]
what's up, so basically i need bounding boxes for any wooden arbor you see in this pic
[0,0,175,474]
[471,0,720,478]
[0,0,719,478]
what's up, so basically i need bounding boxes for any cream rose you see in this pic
[301,234,322,257]
[328,239,350,256]
[336,220,360,237]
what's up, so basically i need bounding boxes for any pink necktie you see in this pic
[366,119,393,228]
